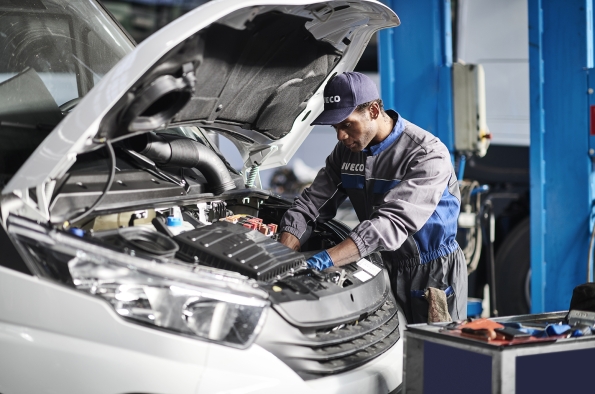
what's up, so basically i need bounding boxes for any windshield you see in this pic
[0,0,134,187]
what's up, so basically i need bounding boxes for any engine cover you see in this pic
[174,221,303,280]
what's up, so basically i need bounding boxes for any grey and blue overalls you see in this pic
[280,110,467,323]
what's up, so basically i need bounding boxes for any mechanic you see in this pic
[278,72,467,323]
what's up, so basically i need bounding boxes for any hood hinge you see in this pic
[0,182,54,226]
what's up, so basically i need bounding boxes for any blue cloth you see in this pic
[307,250,334,271]
[510,324,572,338]
[571,329,585,338]
[545,324,571,336]
[519,327,546,337]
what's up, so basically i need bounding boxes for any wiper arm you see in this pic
[59,97,81,113]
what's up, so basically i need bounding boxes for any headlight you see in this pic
[11,220,269,349]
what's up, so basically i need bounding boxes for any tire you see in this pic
[495,217,531,316]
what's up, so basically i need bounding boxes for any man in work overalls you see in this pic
[279,72,467,323]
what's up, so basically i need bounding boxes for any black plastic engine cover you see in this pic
[174,221,303,280]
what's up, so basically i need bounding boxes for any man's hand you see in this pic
[279,232,301,251]
[305,237,362,271]
[306,250,334,270]
[327,237,360,267]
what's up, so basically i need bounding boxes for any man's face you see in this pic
[331,108,377,152]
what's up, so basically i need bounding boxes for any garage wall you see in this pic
[457,0,530,146]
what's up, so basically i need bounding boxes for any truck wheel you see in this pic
[495,217,531,316]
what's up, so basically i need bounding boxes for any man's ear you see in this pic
[369,101,381,120]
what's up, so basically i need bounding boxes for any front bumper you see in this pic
[0,264,403,394]
[257,294,401,377]
[306,345,403,394]
[306,307,405,394]
[196,309,405,394]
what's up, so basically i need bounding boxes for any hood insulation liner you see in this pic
[173,11,341,140]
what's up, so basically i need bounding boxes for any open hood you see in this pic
[3,0,399,201]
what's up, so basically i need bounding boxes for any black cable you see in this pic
[67,140,116,226]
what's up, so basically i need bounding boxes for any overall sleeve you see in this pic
[279,144,347,245]
[349,139,453,257]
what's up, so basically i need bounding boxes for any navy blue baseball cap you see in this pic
[311,72,380,126]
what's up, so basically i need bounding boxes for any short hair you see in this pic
[355,98,384,113]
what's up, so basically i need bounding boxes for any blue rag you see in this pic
[306,250,334,271]
[501,322,575,338]
[520,327,546,337]
[545,324,571,336]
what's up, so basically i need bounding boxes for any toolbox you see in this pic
[404,311,595,393]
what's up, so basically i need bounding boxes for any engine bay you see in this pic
[2,126,391,331]
[52,195,390,327]
[1,133,397,378]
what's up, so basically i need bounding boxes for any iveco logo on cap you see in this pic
[324,95,341,103]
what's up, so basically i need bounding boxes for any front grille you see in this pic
[258,295,400,379]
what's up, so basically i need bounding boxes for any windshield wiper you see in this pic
[59,97,81,113]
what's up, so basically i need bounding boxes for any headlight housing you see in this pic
[10,219,269,349]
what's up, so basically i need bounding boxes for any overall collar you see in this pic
[363,110,404,156]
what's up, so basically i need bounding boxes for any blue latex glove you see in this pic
[306,250,334,271]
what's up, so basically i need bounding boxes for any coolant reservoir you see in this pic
[92,210,156,231]
[166,206,194,235]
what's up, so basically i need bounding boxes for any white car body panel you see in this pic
[0,264,302,393]
[0,265,206,393]
[0,262,404,393]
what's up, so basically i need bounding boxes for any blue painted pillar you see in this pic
[528,0,546,313]
[378,0,454,152]
[529,0,594,312]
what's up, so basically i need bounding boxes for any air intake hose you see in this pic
[126,132,236,195]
